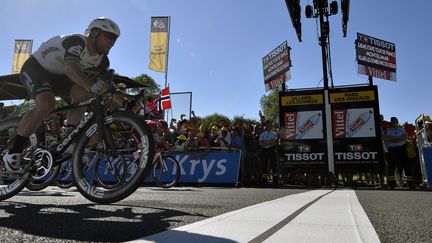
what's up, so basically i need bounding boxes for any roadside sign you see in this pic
[355,33,396,81]
[262,41,291,91]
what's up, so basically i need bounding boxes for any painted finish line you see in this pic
[130,189,380,243]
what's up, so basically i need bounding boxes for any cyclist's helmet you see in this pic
[85,17,121,37]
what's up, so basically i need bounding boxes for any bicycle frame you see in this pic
[43,95,116,167]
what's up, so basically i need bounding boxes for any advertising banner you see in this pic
[355,33,397,81]
[330,86,385,172]
[149,17,169,73]
[262,41,291,91]
[158,151,241,184]
[66,150,242,185]
[12,39,32,74]
[279,89,328,172]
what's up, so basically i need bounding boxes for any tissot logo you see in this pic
[348,144,363,151]
[284,153,325,161]
[297,145,311,152]
[335,152,378,160]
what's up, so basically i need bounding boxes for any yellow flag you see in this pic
[12,40,32,74]
[149,17,169,73]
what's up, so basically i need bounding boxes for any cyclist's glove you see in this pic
[90,69,115,95]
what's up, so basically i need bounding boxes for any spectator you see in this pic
[231,126,242,149]
[174,134,188,151]
[184,130,199,151]
[259,122,278,176]
[209,125,220,147]
[187,111,200,133]
[384,117,414,189]
[258,110,268,132]
[216,126,231,148]
[243,125,260,184]
[197,132,210,149]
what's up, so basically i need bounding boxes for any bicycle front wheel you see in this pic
[152,155,180,188]
[72,111,154,204]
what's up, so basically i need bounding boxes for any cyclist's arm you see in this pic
[64,60,94,92]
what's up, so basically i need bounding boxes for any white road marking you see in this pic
[129,189,380,243]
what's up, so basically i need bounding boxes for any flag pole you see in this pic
[164,17,171,121]
[164,16,171,89]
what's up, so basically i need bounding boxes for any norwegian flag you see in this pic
[147,87,172,113]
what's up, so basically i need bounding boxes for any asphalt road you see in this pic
[0,186,431,243]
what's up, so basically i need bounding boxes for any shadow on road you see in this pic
[0,198,206,242]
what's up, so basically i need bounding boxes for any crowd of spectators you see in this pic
[122,95,281,185]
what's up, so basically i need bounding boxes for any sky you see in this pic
[0,0,431,124]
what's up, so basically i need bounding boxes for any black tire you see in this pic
[152,155,180,188]
[72,111,154,204]
[0,117,32,200]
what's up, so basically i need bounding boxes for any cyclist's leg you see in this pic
[3,92,55,172]
[3,57,56,172]
[66,84,90,125]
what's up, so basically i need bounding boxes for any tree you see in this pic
[198,113,231,129]
[259,86,282,127]
[232,115,258,130]
[131,74,160,95]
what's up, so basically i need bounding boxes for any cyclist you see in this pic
[3,17,123,173]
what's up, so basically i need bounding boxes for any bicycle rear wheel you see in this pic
[0,118,33,200]
[72,111,154,204]
[152,155,180,188]
[54,159,74,189]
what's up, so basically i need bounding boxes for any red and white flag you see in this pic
[147,87,172,113]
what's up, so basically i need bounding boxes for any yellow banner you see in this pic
[281,94,324,106]
[12,40,32,74]
[148,17,169,73]
[330,90,375,103]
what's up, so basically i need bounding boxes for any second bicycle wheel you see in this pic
[72,110,154,204]
[152,155,180,188]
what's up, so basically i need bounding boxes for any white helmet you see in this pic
[85,17,120,37]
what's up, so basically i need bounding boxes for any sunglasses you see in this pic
[103,32,118,41]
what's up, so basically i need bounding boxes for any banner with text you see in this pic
[355,32,396,81]
[149,16,169,73]
[279,89,328,172]
[330,86,385,172]
[262,41,291,91]
[83,150,241,184]
[12,39,32,74]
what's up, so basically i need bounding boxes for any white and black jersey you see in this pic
[20,34,110,98]
[32,34,110,75]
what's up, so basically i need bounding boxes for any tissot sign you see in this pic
[262,41,291,91]
[355,33,397,81]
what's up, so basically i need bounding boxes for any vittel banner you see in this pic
[330,86,385,172]
[332,108,376,138]
[279,89,328,172]
[284,111,323,140]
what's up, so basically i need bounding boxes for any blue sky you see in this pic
[0,0,430,123]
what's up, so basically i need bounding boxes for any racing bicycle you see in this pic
[0,72,154,203]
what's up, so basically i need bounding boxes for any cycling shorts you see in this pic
[20,56,74,99]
